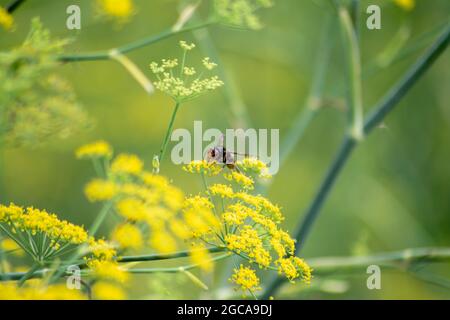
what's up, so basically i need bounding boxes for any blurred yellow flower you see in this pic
[76,140,113,159]
[394,0,415,11]
[111,223,143,250]
[0,283,87,300]
[92,281,127,300]
[97,0,134,19]
[111,153,144,175]
[84,179,118,202]
[0,238,24,257]
[149,231,178,254]
[87,259,129,283]
[115,198,147,221]
[189,244,214,272]
[0,6,13,31]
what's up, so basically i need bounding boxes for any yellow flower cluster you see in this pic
[0,203,88,260]
[0,6,13,30]
[394,0,415,11]
[111,223,143,250]
[183,160,223,177]
[224,171,255,189]
[75,140,113,159]
[79,142,187,257]
[214,0,274,30]
[184,159,312,294]
[230,265,261,294]
[85,238,128,299]
[97,0,135,21]
[0,283,86,300]
[150,41,224,102]
[111,153,144,175]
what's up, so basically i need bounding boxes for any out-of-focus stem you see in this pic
[109,50,154,95]
[58,21,215,63]
[261,22,450,300]
[339,6,364,140]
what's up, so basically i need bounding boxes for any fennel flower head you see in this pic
[183,159,312,295]
[0,203,88,261]
[0,18,90,147]
[149,41,224,103]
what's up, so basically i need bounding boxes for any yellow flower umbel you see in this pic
[394,0,415,11]
[0,204,88,262]
[97,0,135,23]
[150,41,224,103]
[78,141,186,257]
[184,158,312,293]
[0,6,13,31]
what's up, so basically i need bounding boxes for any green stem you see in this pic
[125,253,231,274]
[3,247,450,282]
[18,262,41,286]
[58,21,215,63]
[118,246,225,263]
[6,0,26,13]
[88,201,114,237]
[261,22,450,300]
[339,6,364,140]
[159,102,181,164]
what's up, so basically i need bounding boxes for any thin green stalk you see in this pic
[18,262,41,286]
[159,101,181,164]
[58,21,215,63]
[118,246,225,263]
[339,6,364,140]
[125,253,231,274]
[350,0,360,43]
[88,201,114,237]
[3,247,450,283]
[261,22,450,300]
[308,247,450,275]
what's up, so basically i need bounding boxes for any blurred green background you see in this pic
[1,0,449,299]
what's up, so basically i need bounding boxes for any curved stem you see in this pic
[58,21,215,63]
